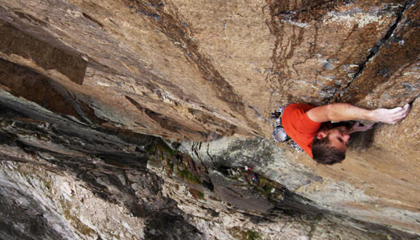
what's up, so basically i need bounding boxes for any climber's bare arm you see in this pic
[347,122,375,134]
[307,103,410,124]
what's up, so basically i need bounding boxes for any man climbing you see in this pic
[279,103,411,165]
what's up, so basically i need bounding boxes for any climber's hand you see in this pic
[370,104,410,124]
[347,122,374,134]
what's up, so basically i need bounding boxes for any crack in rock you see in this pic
[334,0,418,102]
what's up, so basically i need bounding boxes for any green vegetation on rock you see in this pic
[177,167,201,184]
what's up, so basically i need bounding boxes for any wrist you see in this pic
[366,109,376,122]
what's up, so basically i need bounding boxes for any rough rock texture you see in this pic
[0,0,420,239]
[3,91,417,240]
[0,92,202,240]
[177,134,420,237]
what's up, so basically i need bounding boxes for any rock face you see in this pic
[0,0,419,239]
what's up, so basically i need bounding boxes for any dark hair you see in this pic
[311,135,345,165]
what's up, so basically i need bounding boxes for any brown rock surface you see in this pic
[0,0,419,237]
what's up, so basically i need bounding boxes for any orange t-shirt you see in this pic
[282,103,321,157]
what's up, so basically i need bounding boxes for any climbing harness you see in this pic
[271,106,289,142]
[271,106,290,142]
[271,106,303,153]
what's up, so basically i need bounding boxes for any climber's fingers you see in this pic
[382,104,411,124]
[372,104,411,124]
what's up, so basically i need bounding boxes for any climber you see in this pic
[279,103,411,165]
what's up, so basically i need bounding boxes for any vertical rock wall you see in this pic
[0,0,418,138]
[0,0,419,238]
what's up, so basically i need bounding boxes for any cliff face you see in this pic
[0,96,417,240]
[0,0,419,239]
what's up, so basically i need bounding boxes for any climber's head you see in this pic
[312,126,350,165]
